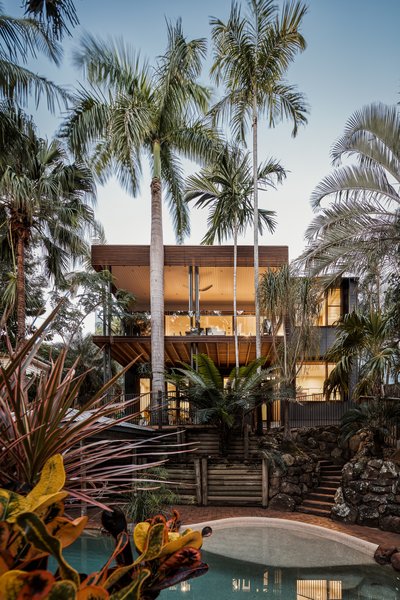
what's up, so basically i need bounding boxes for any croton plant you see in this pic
[0,455,209,599]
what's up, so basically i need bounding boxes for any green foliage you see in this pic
[324,310,398,400]
[340,400,400,454]
[301,103,400,284]
[169,353,271,453]
[0,308,164,505]
[123,468,180,524]
[0,455,208,599]
[259,265,323,436]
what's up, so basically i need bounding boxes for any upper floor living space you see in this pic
[91,243,356,373]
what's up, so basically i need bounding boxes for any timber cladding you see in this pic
[92,245,288,268]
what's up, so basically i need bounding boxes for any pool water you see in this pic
[60,528,400,600]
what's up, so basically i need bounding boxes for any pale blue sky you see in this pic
[6,0,400,260]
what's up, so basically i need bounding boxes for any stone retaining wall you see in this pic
[292,425,346,463]
[268,453,319,511]
[332,456,400,531]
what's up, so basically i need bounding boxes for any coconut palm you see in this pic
[63,22,218,403]
[169,353,269,454]
[259,264,322,438]
[185,146,284,373]
[24,0,79,40]
[300,103,400,283]
[0,3,69,109]
[210,0,308,363]
[324,310,399,401]
[0,107,98,346]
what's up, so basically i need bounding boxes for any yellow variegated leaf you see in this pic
[159,530,202,558]
[34,491,69,516]
[0,490,30,523]
[133,522,150,553]
[25,455,66,510]
[134,523,165,563]
[167,532,180,542]
[0,570,26,599]
[46,516,88,548]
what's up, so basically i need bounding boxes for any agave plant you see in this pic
[0,308,182,507]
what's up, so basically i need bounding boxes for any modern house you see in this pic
[91,244,357,428]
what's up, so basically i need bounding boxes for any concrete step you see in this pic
[318,485,338,494]
[320,475,341,482]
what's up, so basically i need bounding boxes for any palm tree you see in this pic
[63,23,218,404]
[23,0,79,40]
[169,353,269,454]
[323,310,399,401]
[185,146,285,373]
[210,0,308,363]
[300,103,400,284]
[0,3,69,109]
[0,107,98,346]
[259,265,322,438]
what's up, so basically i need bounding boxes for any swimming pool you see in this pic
[61,518,400,599]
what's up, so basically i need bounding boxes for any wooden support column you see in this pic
[194,458,202,506]
[201,457,208,506]
[262,457,269,508]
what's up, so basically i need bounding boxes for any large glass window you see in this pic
[296,362,337,400]
[200,315,232,335]
[317,288,341,326]
[165,314,191,336]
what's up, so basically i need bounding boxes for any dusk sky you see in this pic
[6,0,400,261]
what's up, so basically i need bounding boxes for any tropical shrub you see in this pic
[340,400,400,456]
[123,467,180,524]
[0,455,209,599]
[169,354,270,454]
[0,309,166,506]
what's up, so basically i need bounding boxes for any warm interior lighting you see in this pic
[297,579,342,600]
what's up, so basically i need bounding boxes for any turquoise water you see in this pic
[60,531,400,600]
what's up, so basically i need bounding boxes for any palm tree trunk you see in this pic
[253,96,260,360]
[150,140,165,414]
[233,221,239,375]
[253,94,263,435]
[16,232,26,347]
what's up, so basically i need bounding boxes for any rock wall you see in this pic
[268,453,319,511]
[332,456,400,531]
[292,425,346,464]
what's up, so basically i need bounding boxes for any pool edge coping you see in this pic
[183,516,378,556]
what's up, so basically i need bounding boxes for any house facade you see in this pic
[91,244,357,427]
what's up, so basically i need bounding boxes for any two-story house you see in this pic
[91,244,356,428]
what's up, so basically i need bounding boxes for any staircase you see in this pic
[296,460,342,518]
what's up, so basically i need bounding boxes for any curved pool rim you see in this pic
[183,517,378,565]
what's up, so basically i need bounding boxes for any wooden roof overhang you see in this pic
[92,244,289,269]
[93,335,275,370]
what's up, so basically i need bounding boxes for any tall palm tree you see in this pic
[300,103,400,284]
[63,23,218,403]
[210,0,308,362]
[185,146,285,373]
[0,107,98,346]
[0,3,69,109]
[259,265,322,438]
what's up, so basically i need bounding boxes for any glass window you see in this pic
[237,315,256,336]
[200,315,232,335]
[165,314,191,336]
[316,288,341,326]
[296,363,336,400]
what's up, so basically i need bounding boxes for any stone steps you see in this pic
[296,460,342,519]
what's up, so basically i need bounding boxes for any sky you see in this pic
[5,0,400,262]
